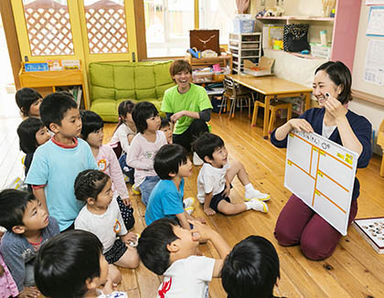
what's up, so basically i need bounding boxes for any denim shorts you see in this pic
[139,176,160,206]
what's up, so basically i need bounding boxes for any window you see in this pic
[199,0,236,45]
[144,0,194,58]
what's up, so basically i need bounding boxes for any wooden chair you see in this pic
[253,97,293,134]
[377,119,384,177]
[220,78,253,118]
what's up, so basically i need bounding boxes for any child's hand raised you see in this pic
[189,220,216,242]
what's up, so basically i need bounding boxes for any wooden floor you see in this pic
[102,112,384,298]
[2,100,384,297]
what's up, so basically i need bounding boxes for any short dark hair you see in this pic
[15,87,42,117]
[34,230,103,298]
[40,92,77,129]
[169,59,192,77]
[315,61,352,104]
[132,101,159,134]
[0,189,36,230]
[17,117,45,154]
[137,218,179,275]
[74,170,110,202]
[193,133,225,160]
[154,144,187,180]
[160,118,171,129]
[222,236,280,298]
[80,110,104,141]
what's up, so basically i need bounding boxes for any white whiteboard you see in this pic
[285,131,358,235]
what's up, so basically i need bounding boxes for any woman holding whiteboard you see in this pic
[271,61,372,260]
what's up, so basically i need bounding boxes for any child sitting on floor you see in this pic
[25,92,97,232]
[35,230,127,298]
[193,133,270,216]
[138,218,230,298]
[126,101,167,205]
[222,235,281,298]
[160,118,173,144]
[80,110,134,230]
[74,170,139,269]
[145,144,196,229]
[17,117,51,178]
[109,100,136,183]
[15,88,43,118]
[0,189,59,297]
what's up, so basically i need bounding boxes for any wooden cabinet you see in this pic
[185,52,232,83]
[19,63,88,109]
[229,32,262,74]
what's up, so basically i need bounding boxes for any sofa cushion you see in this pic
[114,65,135,93]
[90,98,118,122]
[134,64,156,99]
[116,89,136,100]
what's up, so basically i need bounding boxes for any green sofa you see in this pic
[88,61,174,122]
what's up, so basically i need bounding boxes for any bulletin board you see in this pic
[285,131,358,236]
[352,2,384,106]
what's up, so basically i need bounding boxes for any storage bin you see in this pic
[233,14,255,33]
[310,43,331,59]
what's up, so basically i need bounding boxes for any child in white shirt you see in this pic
[193,133,270,216]
[127,102,167,205]
[74,170,139,269]
[80,110,134,230]
[137,218,230,298]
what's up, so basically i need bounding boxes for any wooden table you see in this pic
[226,74,312,138]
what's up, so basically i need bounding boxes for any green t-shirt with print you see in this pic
[161,83,212,135]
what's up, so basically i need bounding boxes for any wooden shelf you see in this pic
[256,16,335,23]
[18,63,88,109]
[186,52,232,83]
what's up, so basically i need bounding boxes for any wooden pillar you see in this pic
[0,0,21,89]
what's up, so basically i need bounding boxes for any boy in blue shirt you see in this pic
[145,144,196,230]
[25,92,97,231]
[0,189,60,297]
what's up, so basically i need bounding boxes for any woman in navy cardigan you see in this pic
[271,61,372,260]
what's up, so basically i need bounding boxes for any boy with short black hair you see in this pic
[25,92,97,231]
[222,235,280,298]
[138,218,230,298]
[15,87,43,118]
[193,133,270,216]
[0,189,59,297]
[35,230,126,298]
[145,144,195,229]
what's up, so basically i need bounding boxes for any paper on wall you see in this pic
[366,7,384,36]
[364,39,384,86]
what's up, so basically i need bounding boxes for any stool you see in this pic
[252,99,293,134]
[377,119,384,177]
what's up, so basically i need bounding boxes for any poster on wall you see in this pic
[364,40,384,86]
[366,0,384,5]
[366,7,384,36]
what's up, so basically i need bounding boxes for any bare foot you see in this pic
[19,287,40,298]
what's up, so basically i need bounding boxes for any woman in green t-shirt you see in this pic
[161,60,213,153]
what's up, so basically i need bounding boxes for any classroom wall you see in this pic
[351,2,384,155]
[250,0,324,16]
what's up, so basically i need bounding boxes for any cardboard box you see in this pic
[243,57,274,76]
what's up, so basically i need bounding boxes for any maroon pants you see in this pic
[274,194,358,260]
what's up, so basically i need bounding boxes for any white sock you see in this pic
[244,183,253,191]
[245,201,252,210]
